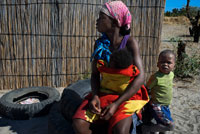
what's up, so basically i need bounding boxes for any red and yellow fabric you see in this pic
[73,60,149,134]
[97,60,140,94]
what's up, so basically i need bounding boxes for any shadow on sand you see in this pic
[0,115,48,134]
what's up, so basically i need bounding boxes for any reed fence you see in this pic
[0,0,166,90]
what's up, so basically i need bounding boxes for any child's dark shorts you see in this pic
[149,102,174,125]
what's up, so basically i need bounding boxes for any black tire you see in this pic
[0,86,60,120]
[60,79,91,120]
[48,79,105,134]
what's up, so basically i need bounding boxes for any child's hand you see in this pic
[100,102,118,120]
[89,95,101,114]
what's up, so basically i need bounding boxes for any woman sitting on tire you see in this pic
[72,1,149,134]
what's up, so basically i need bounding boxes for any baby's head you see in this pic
[109,49,133,69]
[157,50,176,74]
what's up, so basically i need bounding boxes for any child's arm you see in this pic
[146,74,157,90]
[146,74,157,97]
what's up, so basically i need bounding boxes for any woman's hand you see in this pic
[89,95,101,114]
[100,102,118,120]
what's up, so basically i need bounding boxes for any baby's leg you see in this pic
[112,116,133,134]
[72,119,92,134]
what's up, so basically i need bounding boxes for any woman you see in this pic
[72,1,148,134]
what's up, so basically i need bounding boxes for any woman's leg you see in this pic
[112,116,133,134]
[72,119,92,134]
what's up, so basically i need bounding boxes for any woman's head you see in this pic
[97,1,132,35]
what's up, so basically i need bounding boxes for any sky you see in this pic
[165,0,200,12]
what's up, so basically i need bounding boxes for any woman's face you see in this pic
[96,12,113,33]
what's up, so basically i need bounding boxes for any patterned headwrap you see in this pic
[100,5,114,19]
[103,1,132,30]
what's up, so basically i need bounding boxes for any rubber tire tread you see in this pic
[0,86,60,120]
[60,79,91,120]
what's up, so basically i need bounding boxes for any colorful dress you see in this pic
[73,59,149,134]
[73,34,149,134]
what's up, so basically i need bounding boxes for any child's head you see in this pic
[109,49,133,69]
[97,1,131,35]
[157,50,176,74]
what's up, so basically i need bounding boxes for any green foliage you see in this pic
[165,6,200,17]
[79,69,91,80]
[189,6,200,17]
[169,37,181,42]
[80,73,91,80]
[169,37,181,51]
[174,53,200,78]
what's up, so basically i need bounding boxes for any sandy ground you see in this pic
[160,23,200,134]
[0,23,200,134]
[169,76,200,134]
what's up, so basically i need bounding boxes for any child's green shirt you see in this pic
[147,71,174,105]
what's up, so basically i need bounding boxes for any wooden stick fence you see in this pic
[0,0,166,90]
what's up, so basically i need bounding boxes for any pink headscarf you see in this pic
[104,1,132,30]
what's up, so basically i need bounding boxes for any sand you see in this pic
[0,23,200,134]
[161,23,200,134]
[169,76,200,134]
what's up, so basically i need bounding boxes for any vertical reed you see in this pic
[0,0,166,90]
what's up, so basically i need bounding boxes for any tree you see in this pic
[172,8,179,16]
[186,0,200,42]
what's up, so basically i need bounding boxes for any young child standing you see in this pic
[72,1,149,134]
[142,50,176,134]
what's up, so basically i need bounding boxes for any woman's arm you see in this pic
[91,59,100,96]
[89,56,101,114]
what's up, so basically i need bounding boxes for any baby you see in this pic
[109,49,133,69]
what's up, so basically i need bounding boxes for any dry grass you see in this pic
[160,23,200,55]
[163,16,191,25]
